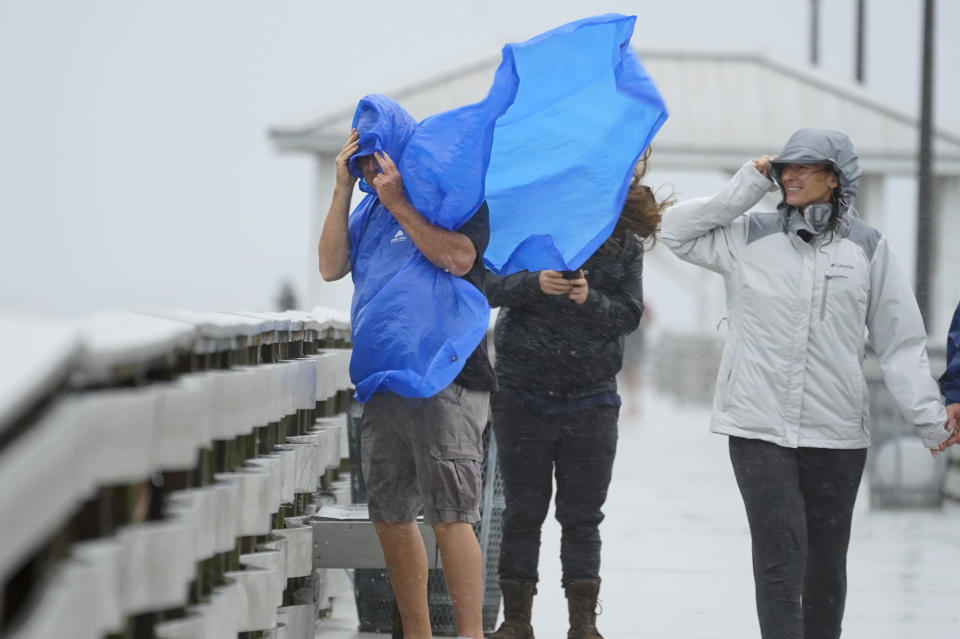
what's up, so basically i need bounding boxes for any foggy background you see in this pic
[1,0,958,316]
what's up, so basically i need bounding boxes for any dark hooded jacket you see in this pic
[941,300,960,405]
[485,235,644,399]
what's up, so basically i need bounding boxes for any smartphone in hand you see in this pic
[561,270,580,280]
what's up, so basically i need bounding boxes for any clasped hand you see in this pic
[539,270,588,305]
[934,403,960,456]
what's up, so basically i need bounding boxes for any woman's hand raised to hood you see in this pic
[752,154,777,179]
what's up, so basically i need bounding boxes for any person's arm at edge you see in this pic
[939,300,960,446]
[940,300,960,405]
[318,130,358,281]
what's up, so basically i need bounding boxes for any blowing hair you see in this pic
[601,147,675,252]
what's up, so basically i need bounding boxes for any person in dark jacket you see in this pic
[485,154,671,639]
[942,299,960,439]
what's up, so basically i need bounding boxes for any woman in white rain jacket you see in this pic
[661,128,956,639]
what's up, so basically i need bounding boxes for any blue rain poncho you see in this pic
[347,14,667,401]
[347,88,515,402]
[484,14,668,274]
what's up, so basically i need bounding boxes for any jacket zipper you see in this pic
[820,274,848,321]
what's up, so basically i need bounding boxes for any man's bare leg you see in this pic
[373,522,432,638]
[434,521,484,639]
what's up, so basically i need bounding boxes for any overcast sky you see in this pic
[1,0,957,317]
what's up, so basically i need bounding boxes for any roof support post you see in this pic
[915,0,936,328]
[855,0,867,83]
[810,0,820,66]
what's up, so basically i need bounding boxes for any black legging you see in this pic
[729,436,867,639]
[493,388,619,585]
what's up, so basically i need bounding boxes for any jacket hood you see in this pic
[769,128,862,212]
[349,94,417,193]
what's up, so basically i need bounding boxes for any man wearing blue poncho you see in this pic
[318,98,497,639]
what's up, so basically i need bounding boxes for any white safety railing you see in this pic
[0,307,354,639]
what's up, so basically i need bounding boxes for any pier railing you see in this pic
[0,308,353,639]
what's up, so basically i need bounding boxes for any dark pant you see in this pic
[729,436,867,639]
[492,388,619,586]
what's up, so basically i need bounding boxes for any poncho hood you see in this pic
[348,94,417,194]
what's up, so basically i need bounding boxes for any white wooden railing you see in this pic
[0,308,354,639]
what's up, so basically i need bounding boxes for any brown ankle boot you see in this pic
[564,580,603,639]
[488,579,536,638]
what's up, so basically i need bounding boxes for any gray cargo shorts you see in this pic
[360,382,489,526]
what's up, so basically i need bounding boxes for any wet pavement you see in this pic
[317,387,960,638]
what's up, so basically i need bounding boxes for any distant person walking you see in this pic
[485,153,671,639]
[661,128,957,638]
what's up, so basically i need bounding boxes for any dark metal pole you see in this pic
[855,0,866,83]
[916,0,936,327]
[810,0,820,66]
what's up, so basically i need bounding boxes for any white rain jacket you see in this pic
[662,146,948,449]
